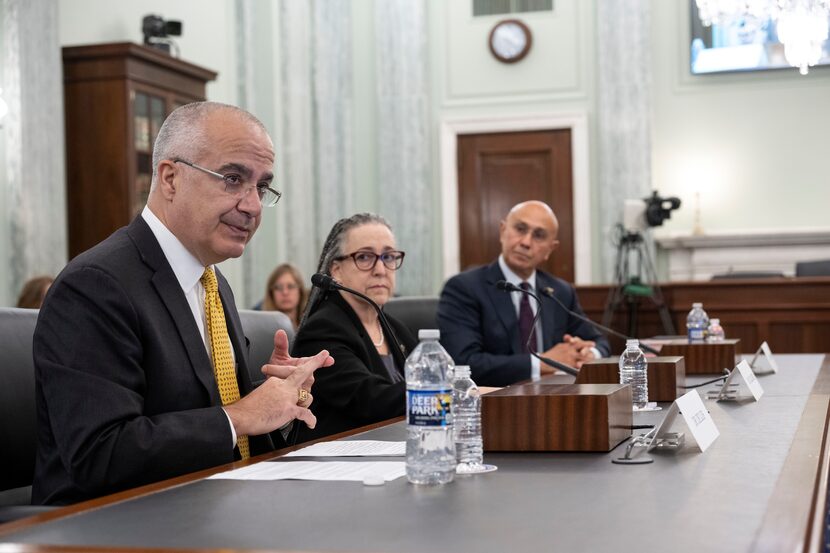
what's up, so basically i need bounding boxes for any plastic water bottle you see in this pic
[405,329,456,485]
[707,318,725,342]
[686,302,709,343]
[619,339,648,410]
[452,366,483,474]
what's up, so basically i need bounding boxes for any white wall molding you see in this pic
[656,228,830,280]
[439,112,592,284]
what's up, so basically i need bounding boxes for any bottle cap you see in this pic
[693,302,703,308]
[418,329,440,340]
[710,318,720,324]
[625,339,640,347]
[362,474,385,486]
[454,365,471,378]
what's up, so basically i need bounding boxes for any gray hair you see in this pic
[298,213,392,329]
[151,101,268,185]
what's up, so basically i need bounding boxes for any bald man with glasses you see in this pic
[32,102,333,505]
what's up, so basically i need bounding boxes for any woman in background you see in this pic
[262,263,308,330]
[290,213,415,441]
[16,275,53,309]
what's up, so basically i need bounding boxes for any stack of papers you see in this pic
[207,461,405,482]
[207,441,407,482]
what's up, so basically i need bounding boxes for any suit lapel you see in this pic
[483,262,522,353]
[128,217,219,403]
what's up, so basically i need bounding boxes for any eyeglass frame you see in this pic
[334,250,406,271]
[173,158,282,207]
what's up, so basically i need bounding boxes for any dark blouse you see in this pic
[291,291,417,442]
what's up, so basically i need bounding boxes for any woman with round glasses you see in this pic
[291,213,416,441]
[262,263,308,330]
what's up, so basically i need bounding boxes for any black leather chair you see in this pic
[0,308,53,521]
[383,296,440,340]
[795,259,830,277]
[0,308,291,522]
[238,309,294,386]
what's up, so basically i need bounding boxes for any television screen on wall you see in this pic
[690,1,830,74]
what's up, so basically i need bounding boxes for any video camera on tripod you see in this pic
[603,191,683,339]
[623,191,682,234]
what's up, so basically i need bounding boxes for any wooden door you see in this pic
[457,129,574,282]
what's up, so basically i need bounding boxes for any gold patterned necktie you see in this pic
[201,268,250,460]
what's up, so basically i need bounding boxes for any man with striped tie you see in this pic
[32,102,333,505]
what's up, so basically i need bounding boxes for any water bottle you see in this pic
[707,318,725,342]
[452,366,483,474]
[619,339,648,410]
[405,329,456,485]
[686,302,709,343]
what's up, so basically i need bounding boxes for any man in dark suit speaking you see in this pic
[437,201,609,387]
[32,102,333,505]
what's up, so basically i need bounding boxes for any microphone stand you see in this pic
[496,281,579,377]
[311,274,407,362]
[539,287,660,355]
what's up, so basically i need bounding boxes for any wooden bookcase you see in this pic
[62,42,217,258]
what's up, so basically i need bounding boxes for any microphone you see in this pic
[310,273,406,358]
[538,286,659,355]
[495,280,579,377]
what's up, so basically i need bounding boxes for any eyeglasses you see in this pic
[271,283,299,293]
[173,159,282,207]
[335,250,405,271]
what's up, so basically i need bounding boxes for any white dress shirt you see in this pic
[141,206,238,446]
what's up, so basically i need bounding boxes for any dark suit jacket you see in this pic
[32,217,279,505]
[437,261,610,387]
[292,291,416,442]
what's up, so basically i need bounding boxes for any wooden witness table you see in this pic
[1,354,829,553]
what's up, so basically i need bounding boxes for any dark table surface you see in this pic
[1,354,826,553]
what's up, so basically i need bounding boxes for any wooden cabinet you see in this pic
[62,42,216,258]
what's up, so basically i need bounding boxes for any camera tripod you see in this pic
[601,227,675,338]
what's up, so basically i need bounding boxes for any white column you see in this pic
[596,0,653,281]
[1,0,66,306]
[375,0,433,295]
[276,0,353,279]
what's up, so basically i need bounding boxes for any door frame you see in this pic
[440,112,592,284]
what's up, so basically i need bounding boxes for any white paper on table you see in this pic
[207,461,406,482]
[283,440,405,457]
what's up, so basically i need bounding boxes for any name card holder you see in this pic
[706,360,764,402]
[613,390,719,465]
[748,341,778,376]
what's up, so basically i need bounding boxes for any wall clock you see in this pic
[488,19,532,64]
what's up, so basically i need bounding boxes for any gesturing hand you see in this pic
[261,329,335,390]
[226,348,332,435]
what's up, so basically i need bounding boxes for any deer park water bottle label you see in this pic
[407,389,452,426]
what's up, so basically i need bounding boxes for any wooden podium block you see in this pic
[650,339,741,375]
[481,383,632,452]
[576,356,686,402]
